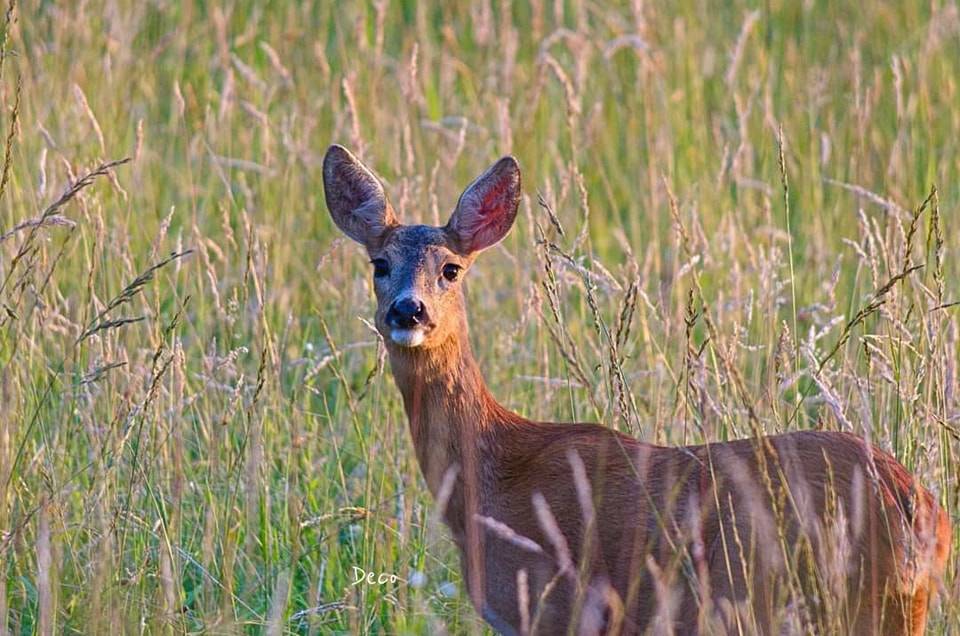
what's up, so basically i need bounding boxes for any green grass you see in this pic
[1,0,958,632]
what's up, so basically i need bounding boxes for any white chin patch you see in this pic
[390,328,426,347]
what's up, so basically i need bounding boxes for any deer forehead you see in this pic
[376,225,460,266]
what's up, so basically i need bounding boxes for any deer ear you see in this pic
[323,145,398,248]
[446,156,521,255]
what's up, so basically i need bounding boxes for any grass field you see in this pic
[1,0,959,633]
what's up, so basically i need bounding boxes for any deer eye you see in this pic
[441,263,462,283]
[370,258,390,278]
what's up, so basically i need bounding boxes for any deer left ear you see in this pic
[323,144,398,249]
[446,156,521,255]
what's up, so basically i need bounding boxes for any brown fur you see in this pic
[323,145,951,635]
[387,335,950,634]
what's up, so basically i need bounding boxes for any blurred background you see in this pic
[1,1,958,632]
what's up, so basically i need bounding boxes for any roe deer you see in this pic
[322,144,951,635]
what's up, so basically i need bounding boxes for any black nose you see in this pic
[387,298,425,329]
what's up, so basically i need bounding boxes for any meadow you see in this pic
[1,0,958,633]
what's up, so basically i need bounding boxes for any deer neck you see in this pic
[386,322,513,502]
[387,320,523,610]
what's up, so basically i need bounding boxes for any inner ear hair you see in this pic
[447,156,521,255]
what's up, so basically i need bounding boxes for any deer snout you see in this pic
[386,297,427,329]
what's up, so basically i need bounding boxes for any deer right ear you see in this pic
[323,145,398,248]
[446,156,521,255]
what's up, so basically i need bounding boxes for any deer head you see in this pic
[323,144,521,349]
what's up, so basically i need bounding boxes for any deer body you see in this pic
[323,145,951,635]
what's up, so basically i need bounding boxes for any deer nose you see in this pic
[387,297,425,329]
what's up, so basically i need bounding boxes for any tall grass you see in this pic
[0,0,957,632]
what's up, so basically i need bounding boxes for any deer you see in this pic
[322,144,951,635]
